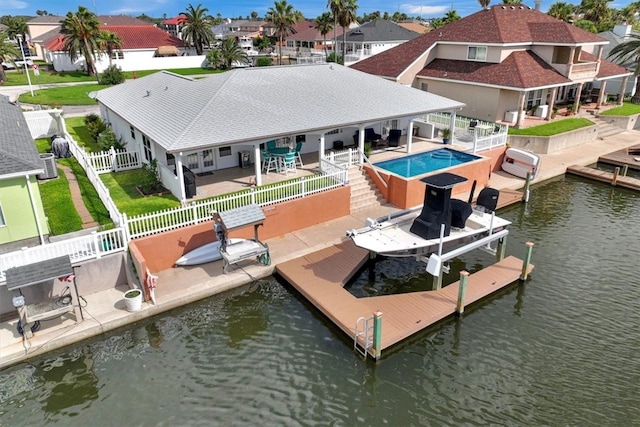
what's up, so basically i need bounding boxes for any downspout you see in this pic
[25,174,46,245]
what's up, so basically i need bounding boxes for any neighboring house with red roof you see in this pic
[351,5,633,127]
[161,15,186,40]
[27,15,201,73]
[283,21,346,57]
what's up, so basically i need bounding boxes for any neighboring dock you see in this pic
[567,165,640,191]
[598,147,640,171]
[276,240,533,359]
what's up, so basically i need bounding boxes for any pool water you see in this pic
[374,148,481,178]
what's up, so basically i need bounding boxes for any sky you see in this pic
[0,0,635,21]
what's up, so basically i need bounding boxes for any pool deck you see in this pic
[2,129,640,369]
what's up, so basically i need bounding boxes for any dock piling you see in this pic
[622,165,628,177]
[523,172,532,203]
[496,235,507,262]
[373,311,383,360]
[520,241,535,281]
[612,167,620,186]
[456,271,469,315]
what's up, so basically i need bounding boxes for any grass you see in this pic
[101,169,180,217]
[599,102,640,116]
[65,116,101,152]
[35,137,112,234]
[508,118,594,136]
[4,66,221,86]
[18,83,109,105]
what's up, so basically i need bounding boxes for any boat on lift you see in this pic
[347,173,511,258]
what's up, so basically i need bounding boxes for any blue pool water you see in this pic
[374,148,481,178]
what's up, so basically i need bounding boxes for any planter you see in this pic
[123,289,143,312]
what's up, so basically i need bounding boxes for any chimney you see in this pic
[534,0,542,10]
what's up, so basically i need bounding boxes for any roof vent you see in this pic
[502,6,506,9]
[510,6,515,9]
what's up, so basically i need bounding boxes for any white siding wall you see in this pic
[49,49,205,73]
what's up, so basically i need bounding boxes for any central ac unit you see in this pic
[37,153,58,180]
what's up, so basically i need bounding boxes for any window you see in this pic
[467,46,487,61]
[421,82,429,92]
[130,125,135,140]
[0,204,5,227]
[110,51,125,60]
[526,89,543,110]
[219,146,231,157]
[142,134,152,161]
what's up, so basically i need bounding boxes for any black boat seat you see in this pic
[450,199,472,228]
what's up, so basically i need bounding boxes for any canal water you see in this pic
[1,174,639,426]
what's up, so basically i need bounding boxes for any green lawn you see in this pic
[508,118,594,136]
[18,84,109,106]
[599,102,640,116]
[65,116,101,152]
[36,137,112,234]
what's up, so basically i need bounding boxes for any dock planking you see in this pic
[598,147,640,171]
[567,165,640,191]
[277,240,533,358]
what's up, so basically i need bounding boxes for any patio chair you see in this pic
[294,141,303,167]
[387,129,401,147]
[468,121,478,133]
[492,125,501,134]
[279,152,297,175]
[364,128,381,142]
[263,150,279,174]
[266,140,276,152]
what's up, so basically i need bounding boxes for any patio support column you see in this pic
[449,110,457,142]
[597,81,608,107]
[318,133,326,164]
[516,91,526,128]
[406,120,414,153]
[575,82,584,112]
[254,145,262,186]
[358,125,365,163]
[546,88,557,120]
[176,153,186,202]
[618,76,628,105]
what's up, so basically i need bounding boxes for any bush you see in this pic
[326,52,343,64]
[99,64,125,85]
[84,113,107,142]
[139,159,163,194]
[255,57,272,67]
[97,128,126,151]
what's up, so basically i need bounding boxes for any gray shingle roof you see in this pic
[0,95,43,178]
[345,20,420,43]
[95,65,464,153]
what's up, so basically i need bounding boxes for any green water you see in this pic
[1,175,639,426]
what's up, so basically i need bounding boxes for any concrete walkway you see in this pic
[57,164,98,229]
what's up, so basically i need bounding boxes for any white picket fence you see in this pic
[87,147,141,174]
[0,228,127,282]
[424,112,508,153]
[125,169,348,239]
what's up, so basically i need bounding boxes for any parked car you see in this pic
[2,57,34,70]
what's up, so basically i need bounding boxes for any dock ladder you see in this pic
[354,316,374,358]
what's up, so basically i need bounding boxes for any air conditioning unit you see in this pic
[37,153,58,180]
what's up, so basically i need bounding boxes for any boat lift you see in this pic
[213,204,270,274]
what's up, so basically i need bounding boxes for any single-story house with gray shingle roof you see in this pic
[0,95,49,248]
[340,19,421,65]
[351,5,632,127]
[95,64,465,202]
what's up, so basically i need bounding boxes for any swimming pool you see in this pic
[374,148,481,178]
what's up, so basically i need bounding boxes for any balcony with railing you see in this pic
[567,61,599,80]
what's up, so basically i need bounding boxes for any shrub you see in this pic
[139,159,163,194]
[326,52,343,64]
[99,64,125,85]
[84,114,107,142]
[97,128,126,151]
[255,57,272,67]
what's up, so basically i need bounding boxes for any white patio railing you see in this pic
[424,113,508,153]
[0,228,127,282]
[87,147,141,174]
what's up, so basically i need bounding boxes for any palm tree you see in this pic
[6,17,27,42]
[180,3,215,55]
[219,37,248,69]
[336,0,358,63]
[547,2,575,21]
[444,10,461,24]
[267,0,301,65]
[577,0,612,27]
[314,12,333,59]
[608,34,640,103]
[60,6,101,76]
[0,32,20,83]
[98,30,123,66]
[206,48,223,69]
[478,0,491,9]
[327,0,341,62]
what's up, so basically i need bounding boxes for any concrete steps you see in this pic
[584,111,625,140]
[348,165,386,213]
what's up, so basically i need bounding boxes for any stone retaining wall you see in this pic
[508,125,598,154]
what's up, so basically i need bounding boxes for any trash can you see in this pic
[239,151,251,168]
[182,166,196,198]
[334,140,343,150]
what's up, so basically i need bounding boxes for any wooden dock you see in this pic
[276,240,533,359]
[497,188,523,209]
[567,165,640,191]
[598,147,640,171]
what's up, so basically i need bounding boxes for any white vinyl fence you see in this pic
[88,147,141,174]
[0,228,127,282]
[424,112,508,153]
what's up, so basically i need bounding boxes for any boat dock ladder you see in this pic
[354,316,374,357]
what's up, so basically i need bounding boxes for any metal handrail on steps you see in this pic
[359,150,388,189]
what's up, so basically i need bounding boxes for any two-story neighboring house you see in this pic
[340,19,421,65]
[219,20,270,54]
[596,24,639,98]
[161,15,186,40]
[284,21,346,57]
[0,96,49,249]
[351,5,632,127]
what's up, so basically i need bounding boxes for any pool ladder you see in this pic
[354,316,374,358]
